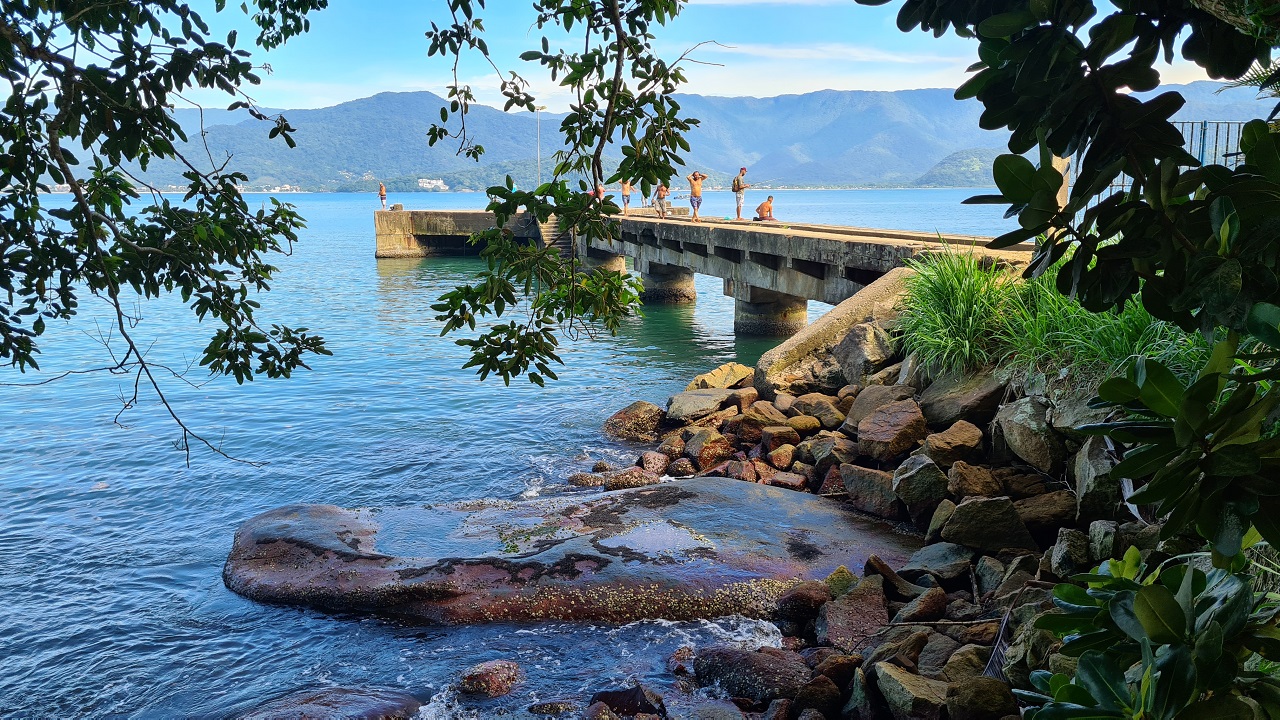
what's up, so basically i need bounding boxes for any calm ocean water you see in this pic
[0,189,1009,718]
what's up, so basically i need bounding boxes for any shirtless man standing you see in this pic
[686,171,707,222]
[654,183,669,219]
[755,196,777,221]
[621,180,632,216]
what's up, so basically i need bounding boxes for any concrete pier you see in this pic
[373,209,1032,337]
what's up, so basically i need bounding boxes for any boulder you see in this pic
[945,677,1018,720]
[604,467,662,491]
[528,699,577,715]
[875,663,948,720]
[892,586,947,624]
[569,472,606,487]
[832,321,896,384]
[736,401,792,445]
[687,362,755,391]
[946,462,1002,499]
[1088,520,1118,563]
[761,425,802,452]
[841,464,906,520]
[766,444,796,470]
[808,436,860,475]
[223,478,921,624]
[587,686,666,718]
[583,701,620,720]
[925,500,956,544]
[667,458,697,477]
[460,660,523,697]
[1074,435,1123,522]
[1049,528,1091,578]
[941,497,1037,553]
[786,415,823,436]
[995,397,1067,474]
[857,400,928,462]
[922,421,984,468]
[997,468,1047,499]
[897,352,931,392]
[774,392,797,415]
[975,556,1006,596]
[769,471,808,491]
[892,455,949,527]
[940,645,991,683]
[814,654,862,691]
[603,401,667,442]
[917,632,962,678]
[868,361,904,386]
[1048,392,1112,441]
[657,435,685,461]
[792,675,843,719]
[726,387,760,413]
[839,384,862,400]
[863,554,928,601]
[752,459,779,484]
[776,580,832,623]
[693,646,812,703]
[685,429,734,471]
[235,688,422,720]
[636,451,670,475]
[755,268,911,399]
[1002,612,1059,688]
[841,384,917,434]
[865,627,930,670]
[793,393,847,429]
[898,542,974,583]
[1014,490,1077,546]
[667,389,735,423]
[816,575,889,653]
[918,370,1007,428]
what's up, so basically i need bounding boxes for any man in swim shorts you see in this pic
[621,180,632,216]
[686,171,707,222]
[754,196,777,221]
[654,184,669,219]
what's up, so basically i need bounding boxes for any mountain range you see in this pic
[153,81,1270,192]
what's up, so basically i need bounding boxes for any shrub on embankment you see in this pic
[896,251,1210,385]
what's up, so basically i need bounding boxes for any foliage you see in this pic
[0,0,330,460]
[896,251,1207,383]
[426,0,700,385]
[1023,547,1280,718]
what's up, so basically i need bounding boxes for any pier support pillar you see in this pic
[727,281,807,336]
[639,261,697,304]
[576,236,627,273]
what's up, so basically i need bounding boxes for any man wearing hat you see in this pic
[731,167,750,220]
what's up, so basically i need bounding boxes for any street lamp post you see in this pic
[536,105,547,187]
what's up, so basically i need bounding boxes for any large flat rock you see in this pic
[224,477,920,624]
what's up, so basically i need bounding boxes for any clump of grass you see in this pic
[897,252,1018,373]
[896,251,1209,386]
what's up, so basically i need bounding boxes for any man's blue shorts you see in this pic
[690,195,702,209]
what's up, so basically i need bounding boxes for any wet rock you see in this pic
[1074,436,1122,522]
[723,460,758,483]
[857,400,927,462]
[668,645,696,676]
[917,632,962,678]
[605,467,662,491]
[636,451,670,475]
[776,580,833,623]
[946,462,1002,499]
[841,385,917,434]
[571,472,610,487]
[236,688,422,720]
[841,464,906,521]
[892,455,949,527]
[685,429,734,471]
[766,444,796,470]
[667,458,697,477]
[688,362,755,391]
[863,555,927,601]
[941,645,991,682]
[693,646,812,703]
[761,699,791,720]
[594,461,614,473]
[794,393,847,430]
[584,701,621,720]
[224,478,920,624]
[833,321,896,384]
[737,401,793,445]
[792,675,842,719]
[604,401,667,442]
[946,677,1017,720]
[898,542,974,583]
[1014,490,1077,546]
[1088,520,1118,563]
[761,426,802,452]
[995,397,1067,474]
[786,415,823,437]
[752,459,779,484]
[816,575,889,653]
[528,699,577,715]
[825,565,857,597]
[1050,528,1091,578]
[460,659,523,697]
[925,500,956,544]
[769,471,808,491]
[941,497,1037,553]
[875,662,948,720]
[919,371,1007,428]
[892,587,947,624]
[657,435,686,461]
[814,654,862,691]
[587,685,667,718]
[922,420,984,468]
[668,389,735,423]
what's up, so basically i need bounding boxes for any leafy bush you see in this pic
[896,251,1208,384]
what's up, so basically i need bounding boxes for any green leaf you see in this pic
[1136,358,1185,418]
[1075,651,1133,711]
[1205,445,1262,476]
[1174,695,1254,719]
[1246,302,1280,349]
[978,10,1039,38]
[993,154,1040,203]
[1134,585,1186,644]
[1112,444,1182,481]
[1097,377,1142,404]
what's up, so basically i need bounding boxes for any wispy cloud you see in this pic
[700,41,968,65]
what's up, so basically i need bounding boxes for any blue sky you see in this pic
[188,0,1213,112]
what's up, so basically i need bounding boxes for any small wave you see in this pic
[414,688,479,720]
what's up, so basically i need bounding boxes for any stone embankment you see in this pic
[227,268,1155,719]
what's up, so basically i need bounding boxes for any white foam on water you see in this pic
[414,688,479,720]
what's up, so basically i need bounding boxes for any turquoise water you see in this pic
[0,189,1008,717]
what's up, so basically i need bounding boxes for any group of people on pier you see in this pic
[609,167,777,223]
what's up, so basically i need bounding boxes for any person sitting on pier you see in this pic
[686,171,707,222]
[654,184,669,219]
[754,196,777,222]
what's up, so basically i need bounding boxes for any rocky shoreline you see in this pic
[227,269,1146,719]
